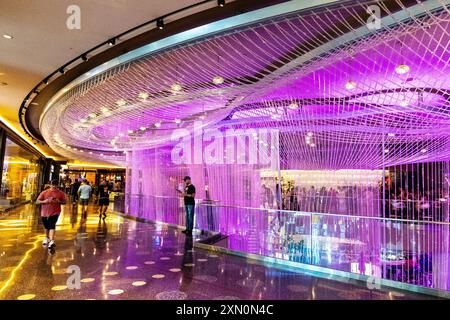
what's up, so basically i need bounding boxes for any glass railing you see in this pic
[119,194,450,294]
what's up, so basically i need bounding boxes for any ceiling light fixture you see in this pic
[140,126,146,131]
[108,38,116,46]
[59,68,65,74]
[2,34,13,39]
[171,83,182,92]
[157,18,164,30]
[138,92,149,100]
[81,55,88,62]
[399,100,409,107]
[174,118,182,124]
[154,122,161,128]
[395,64,410,75]
[345,80,356,90]
[218,0,225,7]
[116,99,127,106]
[212,75,224,85]
[288,103,299,109]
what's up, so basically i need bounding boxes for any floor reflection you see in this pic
[0,204,439,300]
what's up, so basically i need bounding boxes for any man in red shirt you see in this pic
[36,179,67,249]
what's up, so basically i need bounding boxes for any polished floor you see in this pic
[0,203,438,300]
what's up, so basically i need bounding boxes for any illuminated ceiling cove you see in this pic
[40,0,450,168]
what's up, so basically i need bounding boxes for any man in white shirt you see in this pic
[78,179,92,215]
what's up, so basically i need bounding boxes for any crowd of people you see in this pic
[261,183,448,221]
[262,184,380,216]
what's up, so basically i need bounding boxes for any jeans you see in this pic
[185,204,195,231]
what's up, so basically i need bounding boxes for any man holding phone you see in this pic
[176,176,196,234]
[36,179,67,250]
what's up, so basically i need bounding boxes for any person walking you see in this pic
[98,184,110,219]
[70,178,81,204]
[78,179,92,215]
[176,176,196,234]
[36,179,66,250]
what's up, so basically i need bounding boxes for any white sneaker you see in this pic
[48,240,56,249]
[42,238,50,246]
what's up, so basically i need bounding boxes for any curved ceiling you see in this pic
[0,0,235,158]
[36,0,450,169]
[8,0,450,169]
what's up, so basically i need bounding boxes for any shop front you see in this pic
[0,124,46,212]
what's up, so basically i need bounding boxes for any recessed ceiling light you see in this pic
[384,149,389,153]
[387,133,395,137]
[307,132,313,137]
[174,118,181,124]
[101,107,109,113]
[171,83,182,92]
[345,80,356,90]
[128,130,133,134]
[3,34,13,39]
[271,114,281,120]
[138,92,149,100]
[399,100,409,107]
[288,103,298,109]
[212,76,224,85]
[116,99,127,106]
[140,126,146,131]
[395,64,410,75]
[310,143,316,147]
[421,149,427,153]
[154,122,161,128]
[199,115,205,120]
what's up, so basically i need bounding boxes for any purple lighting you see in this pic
[39,0,450,295]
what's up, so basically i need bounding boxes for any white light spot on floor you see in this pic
[51,285,68,291]
[126,266,138,270]
[103,271,118,276]
[152,274,165,279]
[81,278,95,283]
[169,268,181,273]
[132,281,147,286]
[160,257,170,261]
[108,289,124,295]
[17,294,35,300]
[184,263,195,267]
[197,258,207,262]
[144,261,155,265]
